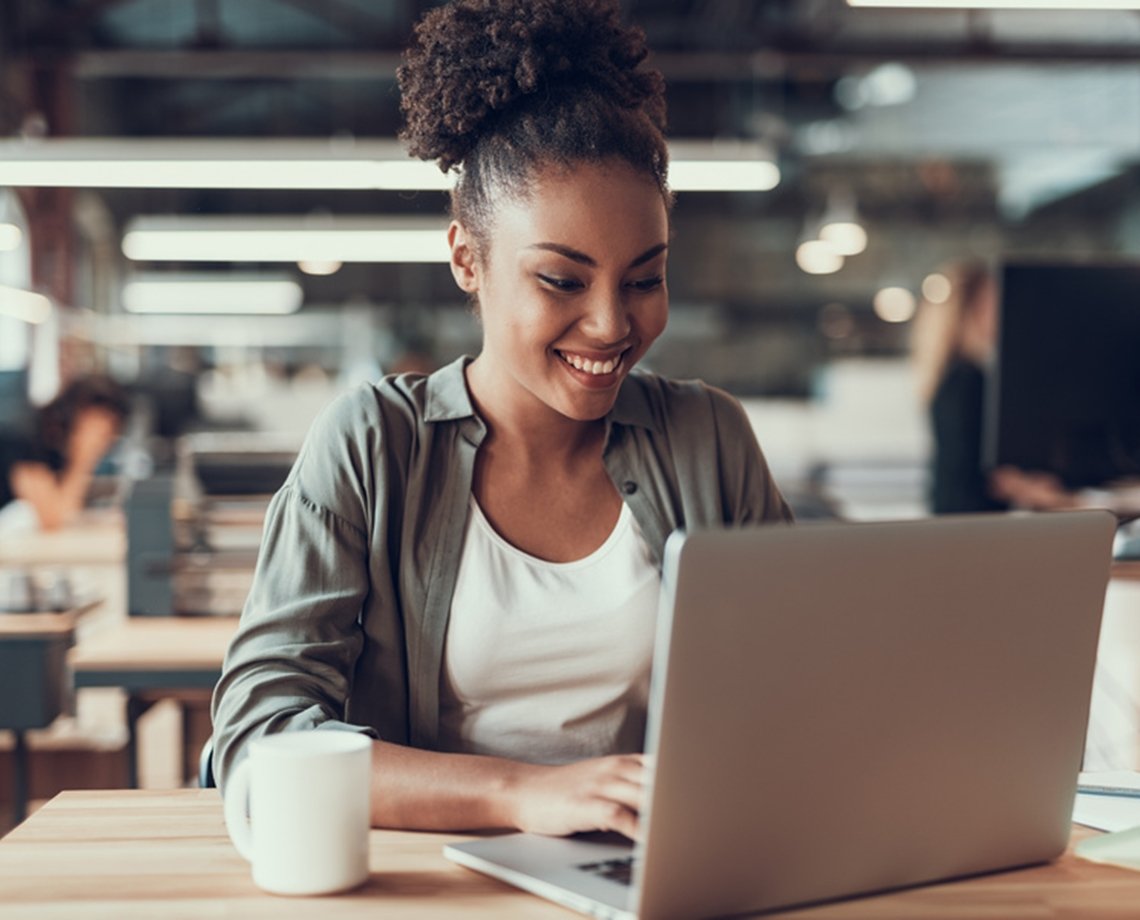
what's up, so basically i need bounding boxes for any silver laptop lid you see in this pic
[635,511,1115,919]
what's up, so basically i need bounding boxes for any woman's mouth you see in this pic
[555,349,626,377]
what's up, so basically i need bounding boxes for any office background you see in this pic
[2,0,1140,833]
[2,0,1139,519]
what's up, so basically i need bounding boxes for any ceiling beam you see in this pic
[26,0,136,44]
[45,37,1140,87]
[267,0,402,45]
[68,50,406,80]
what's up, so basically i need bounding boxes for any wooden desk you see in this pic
[69,617,238,785]
[1112,561,1140,582]
[0,611,80,639]
[2,789,1140,919]
[0,508,128,644]
[69,616,236,690]
[0,511,125,567]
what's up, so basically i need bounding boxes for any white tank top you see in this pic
[438,496,661,764]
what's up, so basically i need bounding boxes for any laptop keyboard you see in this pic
[577,856,636,886]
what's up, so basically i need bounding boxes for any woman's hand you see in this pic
[990,466,1079,511]
[509,754,649,840]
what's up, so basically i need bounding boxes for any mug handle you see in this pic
[222,757,254,862]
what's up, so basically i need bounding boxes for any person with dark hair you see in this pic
[212,0,791,840]
[0,375,130,531]
[911,261,1008,514]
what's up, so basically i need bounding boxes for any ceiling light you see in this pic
[835,64,916,110]
[668,139,780,192]
[819,222,868,257]
[668,160,780,192]
[796,240,845,275]
[0,138,781,192]
[0,286,52,324]
[848,0,1140,8]
[122,273,304,314]
[0,223,22,251]
[873,286,917,323]
[862,64,917,107]
[122,216,451,263]
[298,259,343,276]
[0,139,452,190]
[922,272,953,304]
[0,158,452,190]
[817,188,867,257]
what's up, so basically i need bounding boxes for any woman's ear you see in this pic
[447,221,479,294]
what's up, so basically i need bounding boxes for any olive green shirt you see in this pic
[211,356,792,787]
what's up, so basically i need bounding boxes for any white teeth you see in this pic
[560,352,622,376]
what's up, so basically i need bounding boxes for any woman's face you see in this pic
[962,273,999,362]
[68,407,122,466]
[451,159,669,424]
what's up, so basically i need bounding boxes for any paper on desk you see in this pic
[1079,771,1140,795]
[1072,771,1140,870]
[1073,771,1140,833]
[1076,825,1140,870]
[1073,794,1140,833]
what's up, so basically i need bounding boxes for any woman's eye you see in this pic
[628,276,664,292]
[537,274,584,292]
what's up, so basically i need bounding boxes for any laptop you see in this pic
[444,511,1116,919]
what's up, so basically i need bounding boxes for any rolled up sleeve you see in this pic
[211,392,383,789]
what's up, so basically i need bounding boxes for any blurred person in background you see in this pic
[991,466,1140,522]
[909,262,1140,526]
[912,261,1008,515]
[991,466,1140,560]
[0,374,130,532]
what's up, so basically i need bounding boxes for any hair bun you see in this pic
[398,0,664,172]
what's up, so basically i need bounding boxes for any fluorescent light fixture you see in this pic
[668,160,780,192]
[0,285,52,324]
[0,223,22,251]
[122,216,451,263]
[122,273,304,314]
[0,158,451,190]
[0,138,780,192]
[668,140,780,192]
[848,0,1140,8]
[0,139,451,190]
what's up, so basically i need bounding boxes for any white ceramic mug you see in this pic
[223,730,372,895]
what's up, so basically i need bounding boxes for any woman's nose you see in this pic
[580,289,632,343]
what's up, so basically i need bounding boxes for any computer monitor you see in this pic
[987,260,1140,490]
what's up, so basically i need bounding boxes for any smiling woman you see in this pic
[211,0,792,842]
[462,163,668,418]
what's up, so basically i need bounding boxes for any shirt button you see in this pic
[621,481,638,495]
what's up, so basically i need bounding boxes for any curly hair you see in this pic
[397,0,670,254]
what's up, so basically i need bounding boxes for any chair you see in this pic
[198,736,216,788]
